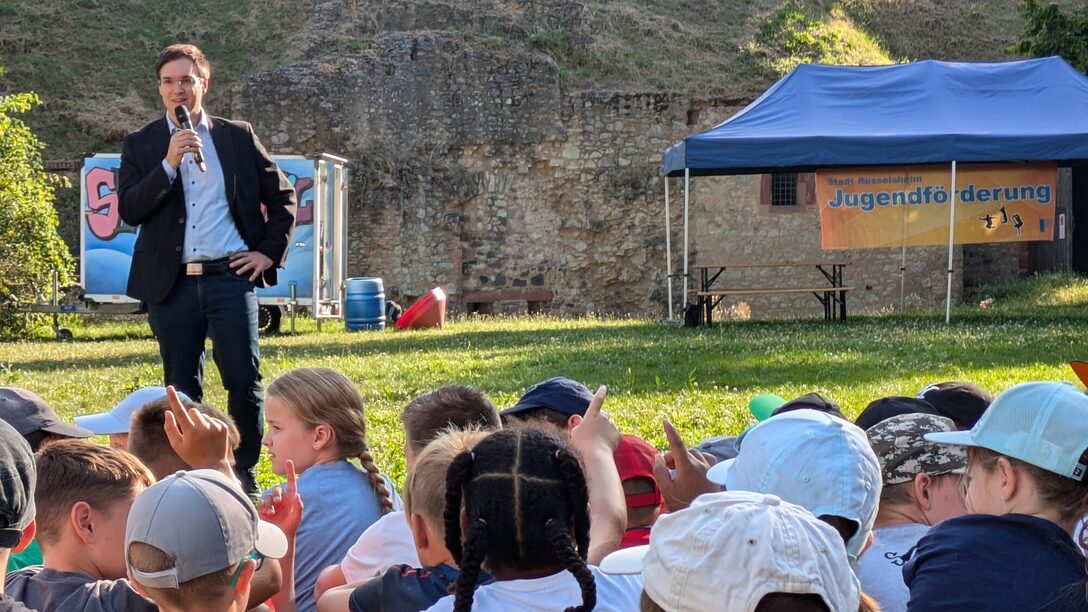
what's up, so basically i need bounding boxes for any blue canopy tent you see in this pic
[661,57,1088,322]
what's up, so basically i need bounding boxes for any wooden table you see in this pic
[690,262,851,325]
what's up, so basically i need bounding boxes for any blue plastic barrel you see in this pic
[345,277,386,331]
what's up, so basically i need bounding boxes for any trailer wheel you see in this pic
[258,306,282,334]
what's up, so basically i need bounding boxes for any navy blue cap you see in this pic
[500,377,594,418]
[855,396,941,431]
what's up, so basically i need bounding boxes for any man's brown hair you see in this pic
[128,541,236,608]
[400,386,499,455]
[34,440,154,545]
[128,398,240,481]
[156,44,211,80]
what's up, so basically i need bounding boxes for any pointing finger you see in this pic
[584,385,606,420]
[285,459,298,496]
[166,386,193,433]
[662,419,691,471]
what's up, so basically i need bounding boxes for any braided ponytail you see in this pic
[444,450,475,563]
[452,517,489,612]
[555,449,591,558]
[358,444,394,514]
[546,518,597,612]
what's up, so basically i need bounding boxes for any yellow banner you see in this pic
[818,163,1056,250]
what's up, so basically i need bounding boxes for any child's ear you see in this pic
[313,424,333,451]
[913,473,933,509]
[566,414,583,432]
[408,513,430,551]
[70,501,95,544]
[14,520,36,553]
[232,558,257,598]
[996,457,1020,503]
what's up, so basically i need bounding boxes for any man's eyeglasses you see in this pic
[158,76,203,89]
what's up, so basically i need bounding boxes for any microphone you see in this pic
[174,105,207,172]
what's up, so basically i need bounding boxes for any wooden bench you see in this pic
[464,288,554,315]
[691,263,851,325]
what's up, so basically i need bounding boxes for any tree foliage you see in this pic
[1014,0,1088,72]
[0,71,75,338]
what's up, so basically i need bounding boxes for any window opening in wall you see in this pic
[771,172,798,206]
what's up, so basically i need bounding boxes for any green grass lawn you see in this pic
[3,273,1087,490]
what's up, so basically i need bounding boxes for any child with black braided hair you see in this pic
[425,424,642,612]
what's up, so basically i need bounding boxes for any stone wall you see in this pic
[229,31,967,317]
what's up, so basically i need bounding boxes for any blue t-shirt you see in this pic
[273,460,399,612]
[904,513,1088,612]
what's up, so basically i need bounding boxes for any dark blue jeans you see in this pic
[148,270,262,492]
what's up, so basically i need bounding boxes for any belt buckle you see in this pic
[185,263,203,276]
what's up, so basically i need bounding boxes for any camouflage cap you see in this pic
[865,413,966,485]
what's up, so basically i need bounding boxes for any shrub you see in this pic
[0,72,74,338]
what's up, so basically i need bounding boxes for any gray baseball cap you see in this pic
[125,469,287,588]
[866,413,966,485]
[0,418,35,548]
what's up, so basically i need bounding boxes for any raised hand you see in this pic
[652,419,720,511]
[163,385,233,477]
[570,385,621,454]
[260,459,303,538]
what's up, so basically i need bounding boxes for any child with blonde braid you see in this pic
[262,367,400,612]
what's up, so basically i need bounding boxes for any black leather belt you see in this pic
[182,257,233,276]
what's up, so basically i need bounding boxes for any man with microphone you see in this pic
[118,44,296,494]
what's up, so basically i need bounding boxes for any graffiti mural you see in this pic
[82,155,317,301]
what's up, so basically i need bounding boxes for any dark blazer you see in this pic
[117,115,297,305]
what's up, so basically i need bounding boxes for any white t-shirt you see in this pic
[340,510,422,582]
[856,522,930,612]
[424,566,642,612]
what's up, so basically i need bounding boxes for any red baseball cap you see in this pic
[613,434,663,508]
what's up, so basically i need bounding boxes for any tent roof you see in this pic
[663,57,1088,177]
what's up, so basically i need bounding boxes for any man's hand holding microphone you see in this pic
[167,105,206,172]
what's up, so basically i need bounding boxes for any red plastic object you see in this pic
[396,287,447,330]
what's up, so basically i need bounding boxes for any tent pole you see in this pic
[683,169,690,309]
[945,161,957,324]
[900,244,907,312]
[899,203,907,312]
[665,177,674,320]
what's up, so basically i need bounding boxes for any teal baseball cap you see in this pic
[925,381,1088,481]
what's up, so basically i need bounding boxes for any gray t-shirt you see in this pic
[0,592,36,611]
[4,567,156,612]
[273,460,400,612]
[856,523,929,612]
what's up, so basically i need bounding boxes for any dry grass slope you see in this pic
[0,0,1069,158]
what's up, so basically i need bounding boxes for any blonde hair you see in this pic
[127,541,235,608]
[403,429,489,542]
[267,368,393,514]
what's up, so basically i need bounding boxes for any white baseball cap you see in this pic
[75,387,189,435]
[925,381,1088,481]
[600,491,861,612]
[705,409,881,563]
[126,469,287,588]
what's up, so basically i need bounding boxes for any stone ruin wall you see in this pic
[228,32,964,318]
